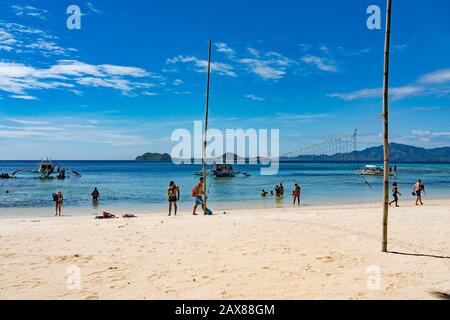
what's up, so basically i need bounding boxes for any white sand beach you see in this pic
[0,200,449,300]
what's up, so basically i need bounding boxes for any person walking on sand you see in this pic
[168,181,180,216]
[293,183,301,205]
[413,180,425,205]
[54,191,63,216]
[192,177,204,216]
[389,182,401,207]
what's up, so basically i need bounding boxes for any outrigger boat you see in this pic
[359,165,397,177]
[12,159,81,179]
[195,163,250,178]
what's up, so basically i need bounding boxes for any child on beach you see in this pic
[168,181,180,216]
[389,182,401,207]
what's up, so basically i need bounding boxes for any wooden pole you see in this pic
[382,0,392,253]
[203,39,212,215]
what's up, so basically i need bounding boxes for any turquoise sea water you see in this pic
[0,161,449,217]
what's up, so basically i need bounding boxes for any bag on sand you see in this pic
[205,208,213,216]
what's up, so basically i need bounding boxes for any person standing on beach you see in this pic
[280,183,285,196]
[168,181,180,216]
[192,177,204,216]
[293,183,301,205]
[413,180,425,205]
[389,182,401,207]
[55,191,63,216]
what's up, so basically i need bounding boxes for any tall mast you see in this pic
[203,39,212,215]
[382,0,393,253]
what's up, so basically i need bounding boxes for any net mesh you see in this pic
[206,129,368,191]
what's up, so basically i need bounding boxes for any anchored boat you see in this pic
[359,165,397,176]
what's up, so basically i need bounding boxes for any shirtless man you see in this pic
[168,181,180,216]
[55,191,63,216]
[413,180,425,205]
[192,177,204,215]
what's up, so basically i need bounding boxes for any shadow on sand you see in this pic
[388,251,450,260]
[429,291,450,300]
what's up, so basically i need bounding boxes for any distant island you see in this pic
[136,144,450,163]
[135,153,172,161]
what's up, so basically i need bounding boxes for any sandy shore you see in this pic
[0,200,449,300]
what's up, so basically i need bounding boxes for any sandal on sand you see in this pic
[122,214,137,218]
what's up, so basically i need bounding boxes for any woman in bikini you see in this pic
[389,182,401,207]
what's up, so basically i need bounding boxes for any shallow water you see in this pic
[0,161,449,217]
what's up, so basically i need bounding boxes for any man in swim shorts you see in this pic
[192,177,204,216]
[55,191,63,216]
[413,179,425,205]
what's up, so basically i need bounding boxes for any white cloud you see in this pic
[328,68,450,101]
[247,48,260,57]
[6,118,49,125]
[0,22,76,56]
[86,2,101,14]
[412,106,445,111]
[239,58,285,80]
[302,55,338,72]
[327,88,380,101]
[0,60,160,98]
[412,130,450,142]
[275,113,330,122]
[0,117,150,146]
[10,94,37,100]
[239,50,296,80]
[245,94,265,101]
[142,91,159,96]
[11,5,48,20]
[419,68,450,84]
[167,55,237,77]
[173,91,191,95]
[215,42,235,57]
[327,86,425,101]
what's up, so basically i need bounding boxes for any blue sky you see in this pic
[0,0,449,159]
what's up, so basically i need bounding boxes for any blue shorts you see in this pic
[195,196,204,205]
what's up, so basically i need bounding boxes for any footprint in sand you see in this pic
[85,294,100,300]
[316,255,335,263]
